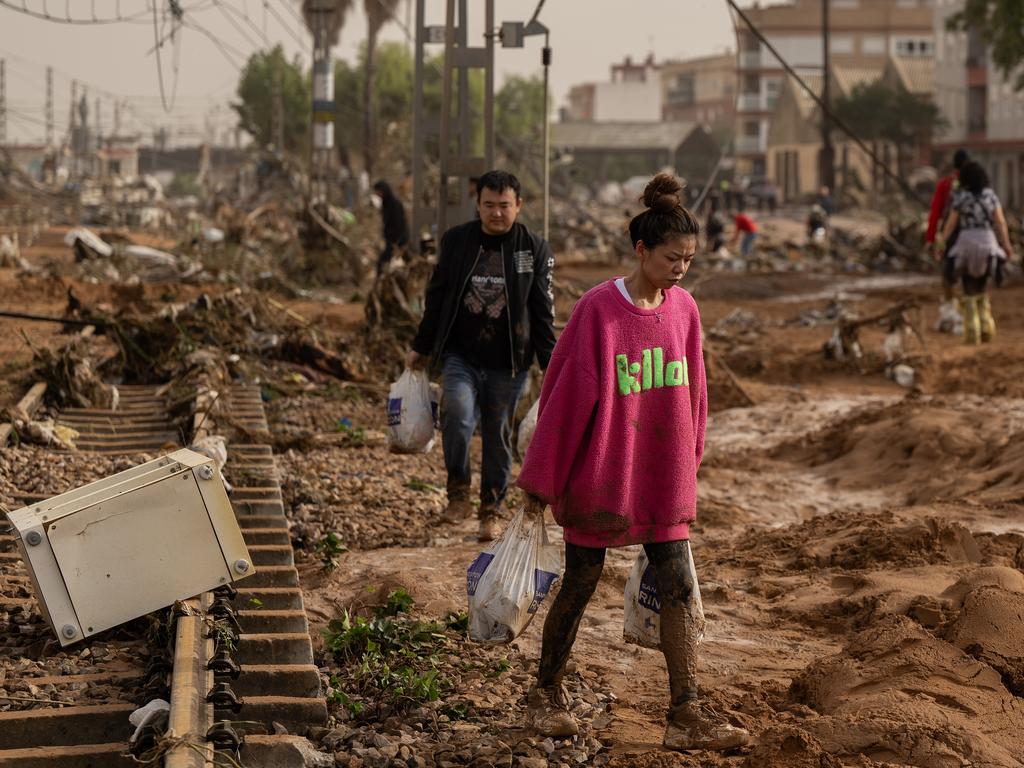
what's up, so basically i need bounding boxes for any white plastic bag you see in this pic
[386,369,438,454]
[517,399,540,459]
[466,507,561,644]
[623,543,705,649]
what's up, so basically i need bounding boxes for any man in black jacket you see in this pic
[407,170,556,541]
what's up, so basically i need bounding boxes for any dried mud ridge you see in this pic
[1,385,328,767]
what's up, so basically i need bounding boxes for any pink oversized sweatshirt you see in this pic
[517,279,707,548]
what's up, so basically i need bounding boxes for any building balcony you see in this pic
[739,50,763,70]
[736,134,767,155]
[737,92,769,112]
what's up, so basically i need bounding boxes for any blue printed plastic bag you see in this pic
[623,543,705,649]
[467,507,561,644]
[386,369,438,454]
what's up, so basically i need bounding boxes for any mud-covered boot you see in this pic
[962,295,981,345]
[664,701,751,752]
[527,684,579,737]
[979,295,996,343]
[477,505,502,542]
[442,498,475,525]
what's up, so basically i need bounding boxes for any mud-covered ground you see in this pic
[5,226,1024,766]
[274,266,1024,767]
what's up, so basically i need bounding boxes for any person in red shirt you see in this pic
[927,148,969,300]
[730,212,758,258]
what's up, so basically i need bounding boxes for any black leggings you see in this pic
[538,541,699,709]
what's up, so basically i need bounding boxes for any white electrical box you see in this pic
[4,448,254,645]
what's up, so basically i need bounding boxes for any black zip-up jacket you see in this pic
[412,220,556,374]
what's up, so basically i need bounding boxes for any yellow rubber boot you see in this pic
[979,295,996,343]
[962,295,981,345]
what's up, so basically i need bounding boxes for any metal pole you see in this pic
[542,35,550,241]
[820,0,835,191]
[0,60,6,147]
[46,67,54,147]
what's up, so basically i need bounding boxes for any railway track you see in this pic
[0,381,327,767]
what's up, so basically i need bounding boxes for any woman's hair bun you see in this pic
[642,172,684,213]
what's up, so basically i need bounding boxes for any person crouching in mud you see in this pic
[516,173,751,752]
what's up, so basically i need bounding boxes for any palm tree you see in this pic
[363,0,401,178]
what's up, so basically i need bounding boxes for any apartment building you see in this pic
[565,55,663,123]
[932,0,1024,210]
[735,0,934,176]
[660,52,736,129]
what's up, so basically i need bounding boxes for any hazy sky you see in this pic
[1,0,738,145]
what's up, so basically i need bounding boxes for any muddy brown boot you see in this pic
[527,684,579,738]
[962,295,981,345]
[664,701,751,752]
[477,505,501,542]
[442,498,474,525]
[979,295,995,343]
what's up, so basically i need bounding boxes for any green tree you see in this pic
[833,81,945,188]
[233,46,310,153]
[947,0,1024,90]
[335,41,414,169]
[495,75,548,144]
[363,0,402,177]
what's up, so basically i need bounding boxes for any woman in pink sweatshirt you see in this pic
[517,174,750,752]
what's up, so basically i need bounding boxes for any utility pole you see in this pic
[0,60,6,147]
[95,97,102,150]
[308,0,336,203]
[819,0,835,191]
[113,99,121,137]
[70,80,78,177]
[46,67,54,147]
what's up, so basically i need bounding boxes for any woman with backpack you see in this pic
[940,161,1016,343]
[516,173,751,752]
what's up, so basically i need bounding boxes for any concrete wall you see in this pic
[593,80,663,123]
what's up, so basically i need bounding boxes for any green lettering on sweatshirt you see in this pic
[616,349,688,395]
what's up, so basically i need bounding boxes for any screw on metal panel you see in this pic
[61,624,77,639]
[198,465,215,481]
[25,531,42,546]
[233,559,250,574]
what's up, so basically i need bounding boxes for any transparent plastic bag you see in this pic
[517,399,540,460]
[466,507,561,644]
[386,369,438,454]
[623,542,705,649]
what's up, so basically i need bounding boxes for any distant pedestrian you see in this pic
[927,148,970,302]
[940,161,1015,344]
[816,185,835,216]
[372,180,410,276]
[730,211,758,258]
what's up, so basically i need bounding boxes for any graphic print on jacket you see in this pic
[616,347,689,395]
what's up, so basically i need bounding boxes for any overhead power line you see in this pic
[0,0,151,24]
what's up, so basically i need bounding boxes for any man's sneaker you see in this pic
[442,498,475,525]
[527,684,579,738]
[663,701,751,752]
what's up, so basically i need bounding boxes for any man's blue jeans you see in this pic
[440,353,528,509]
